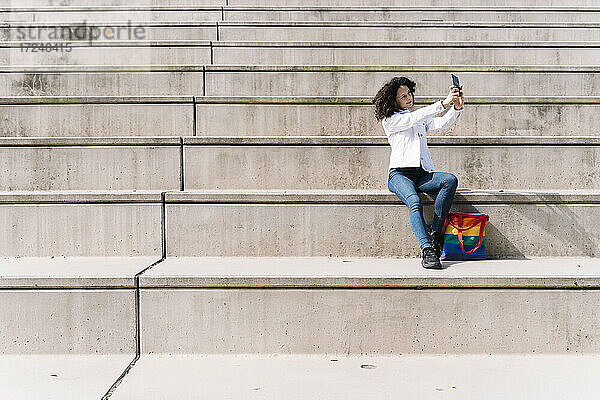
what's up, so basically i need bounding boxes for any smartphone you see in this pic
[451,73,462,96]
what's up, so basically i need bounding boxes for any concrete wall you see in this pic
[164,195,600,258]
[182,142,600,190]
[0,201,162,256]
[205,69,600,97]
[0,289,135,354]
[196,102,599,136]
[0,143,180,190]
[140,288,600,354]
[0,103,193,137]
[213,45,600,66]
[0,71,204,96]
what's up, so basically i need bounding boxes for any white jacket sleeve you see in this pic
[425,106,464,132]
[382,101,445,135]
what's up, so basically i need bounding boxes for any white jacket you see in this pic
[382,101,463,172]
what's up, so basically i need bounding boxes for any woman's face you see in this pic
[395,85,414,110]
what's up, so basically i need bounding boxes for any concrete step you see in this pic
[0,7,222,22]
[195,96,600,137]
[1,0,224,5]
[219,21,600,41]
[205,65,600,96]
[164,190,600,258]
[0,257,159,354]
[1,40,211,66]
[110,354,600,399]
[3,65,597,97]
[3,7,600,23]
[0,135,594,191]
[223,7,600,23]
[182,136,600,191]
[0,21,217,41]
[0,66,205,97]
[0,192,163,256]
[135,257,600,355]
[231,0,600,5]
[211,41,600,65]
[2,355,133,400]
[10,39,597,66]
[0,137,181,191]
[2,95,595,138]
[5,21,600,42]
[0,96,194,137]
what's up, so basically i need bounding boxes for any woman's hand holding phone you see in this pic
[442,85,461,108]
[453,85,464,109]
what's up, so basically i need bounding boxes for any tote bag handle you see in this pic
[447,213,489,254]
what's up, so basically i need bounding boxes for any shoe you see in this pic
[427,225,444,259]
[421,246,443,269]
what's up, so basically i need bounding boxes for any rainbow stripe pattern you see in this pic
[440,212,490,261]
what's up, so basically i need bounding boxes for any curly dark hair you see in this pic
[372,77,417,121]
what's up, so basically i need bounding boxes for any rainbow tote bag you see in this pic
[440,212,490,261]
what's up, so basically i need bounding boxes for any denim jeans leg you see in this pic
[388,171,432,250]
[417,172,458,233]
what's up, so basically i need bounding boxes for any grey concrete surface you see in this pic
[0,256,158,288]
[231,0,600,5]
[196,102,600,137]
[0,145,180,190]
[140,287,600,354]
[0,355,133,400]
[1,41,211,66]
[0,70,204,96]
[0,9,222,22]
[0,22,217,41]
[220,23,600,41]
[205,66,600,96]
[223,8,600,22]
[141,256,600,288]
[164,190,600,257]
[2,0,223,4]
[182,139,600,190]
[0,201,162,256]
[109,354,600,399]
[213,42,600,65]
[0,289,135,353]
[0,103,193,137]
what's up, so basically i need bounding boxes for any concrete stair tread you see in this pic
[0,190,163,203]
[109,354,600,400]
[3,40,599,46]
[2,95,598,104]
[5,20,600,27]
[0,256,159,288]
[4,64,599,71]
[164,189,600,203]
[4,5,600,10]
[1,355,132,400]
[141,257,600,288]
[211,40,600,46]
[0,135,598,145]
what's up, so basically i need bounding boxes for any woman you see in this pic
[373,77,464,269]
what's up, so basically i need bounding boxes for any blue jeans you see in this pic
[388,167,458,249]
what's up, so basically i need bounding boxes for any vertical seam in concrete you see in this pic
[216,21,220,41]
[161,191,167,259]
[221,6,225,21]
[210,41,214,65]
[101,257,164,399]
[193,95,198,135]
[180,137,185,192]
